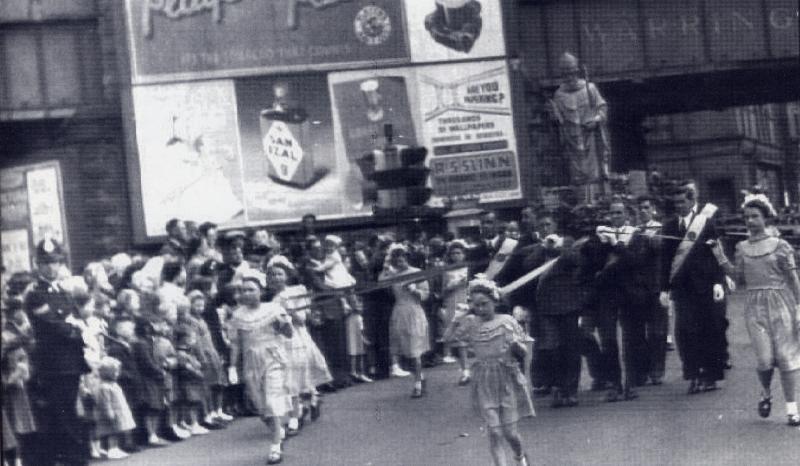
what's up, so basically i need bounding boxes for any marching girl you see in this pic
[227,270,294,465]
[441,240,471,385]
[709,194,800,427]
[379,243,430,398]
[266,260,333,434]
[450,275,534,466]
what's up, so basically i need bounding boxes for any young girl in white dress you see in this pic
[266,261,333,436]
[451,275,534,466]
[379,243,430,398]
[227,271,294,465]
[441,240,471,385]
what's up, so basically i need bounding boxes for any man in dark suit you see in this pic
[24,239,91,465]
[659,186,728,394]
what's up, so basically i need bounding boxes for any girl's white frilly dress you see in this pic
[452,313,535,427]
[227,302,294,419]
[274,285,333,393]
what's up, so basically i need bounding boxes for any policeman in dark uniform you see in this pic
[23,239,90,466]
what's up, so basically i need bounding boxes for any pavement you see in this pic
[110,296,799,466]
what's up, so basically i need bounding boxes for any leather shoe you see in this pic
[551,390,564,408]
[757,396,772,418]
[562,396,579,407]
[701,381,718,392]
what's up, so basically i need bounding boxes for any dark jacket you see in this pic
[660,214,725,299]
[535,237,602,316]
[595,232,661,313]
[105,337,143,408]
[24,278,89,378]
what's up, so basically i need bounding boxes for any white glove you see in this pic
[725,276,736,292]
[713,284,725,303]
[228,366,239,385]
[659,291,671,308]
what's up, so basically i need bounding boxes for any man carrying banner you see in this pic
[659,185,729,394]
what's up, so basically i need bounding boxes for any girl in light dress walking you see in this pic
[266,261,333,436]
[450,275,534,466]
[227,270,294,464]
[710,194,800,426]
[379,244,431,398]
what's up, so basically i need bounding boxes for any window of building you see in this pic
[0,0,101,119]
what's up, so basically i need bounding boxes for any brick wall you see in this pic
[1,0,132,272]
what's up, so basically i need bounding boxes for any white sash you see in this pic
[669,203,718,282]
[485,237,518,280]
[499,257,559,296]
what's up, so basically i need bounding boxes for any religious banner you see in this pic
[419,60,521,202]
[125,0,409,83]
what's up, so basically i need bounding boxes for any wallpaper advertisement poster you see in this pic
[0,162,68,273]
[419,60,520,201]
[131,80,246,237]
[403,0,506,63]
[329,59,520,204]
[126,0,409,83]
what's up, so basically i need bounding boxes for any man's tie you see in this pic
[679,218,687,237]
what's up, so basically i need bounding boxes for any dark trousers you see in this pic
[579,318,605,383]
[530,315,554,388]
[30,375,89,466]
[595,309,622,388]
[619,313,648,387]
[538,313,582,397]
[644,297,669,380]
[673,293,727,382]
[311,317,349,385]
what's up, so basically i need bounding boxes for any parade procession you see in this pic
[2,1,800,465]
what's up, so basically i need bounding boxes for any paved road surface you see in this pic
[112,296,799,465]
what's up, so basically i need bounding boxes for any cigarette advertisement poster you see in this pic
[126,0,409,84]
[0,162,68,273]
[419,60,521,201]
[403,0,506,63]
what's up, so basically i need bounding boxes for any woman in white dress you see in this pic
[227,271,294,464]
[379,243,430,398]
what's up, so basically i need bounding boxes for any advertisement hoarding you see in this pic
[126,0,410,84]
[0,162,69,273]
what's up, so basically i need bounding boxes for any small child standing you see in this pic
[441,240,470,385]
[95,357,136,460]
[174,326,210,436]
[131,318,168,447]
[186,290,228,426]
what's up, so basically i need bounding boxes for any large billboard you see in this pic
[124,1,515,238]
[126,0,410,84]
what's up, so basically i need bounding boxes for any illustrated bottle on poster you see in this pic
[260,82,323,189]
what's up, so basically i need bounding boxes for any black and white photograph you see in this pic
[1,0,799,465]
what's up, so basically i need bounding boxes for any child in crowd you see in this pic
[441,240,471,385]
[95,357,137,459]
[1,319,36,466]
[308,235,367,380]
[132,319,169,446]
[186,290,230,425]
[69,289,107,458]
[105,316,143,453]
[174,326,210,436]
[151,318,187,440]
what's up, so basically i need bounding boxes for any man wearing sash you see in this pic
[659,186,728,394]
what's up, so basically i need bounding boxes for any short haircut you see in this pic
[198,222,217,237]
[636,195,656,205]
[161,261,184,283]
[165,218,181,234]
[671,185,695,201]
